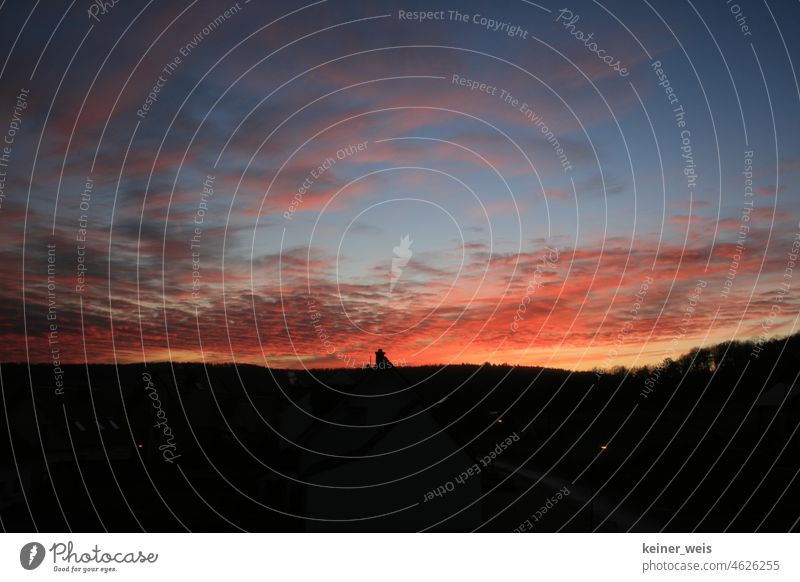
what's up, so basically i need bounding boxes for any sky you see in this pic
[0,0,798,370]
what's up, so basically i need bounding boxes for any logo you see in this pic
[20,542,45,570]
[390,234,413,293]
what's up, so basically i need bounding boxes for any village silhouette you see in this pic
[1,333,798,532]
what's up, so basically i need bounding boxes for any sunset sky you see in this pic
[1,0,798,370]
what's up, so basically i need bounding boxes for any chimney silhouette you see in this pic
[375,348,390,369]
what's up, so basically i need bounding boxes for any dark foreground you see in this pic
[1,335,799,532]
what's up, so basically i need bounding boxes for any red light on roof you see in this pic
[497,419,503,424]
[600,445,608,450]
